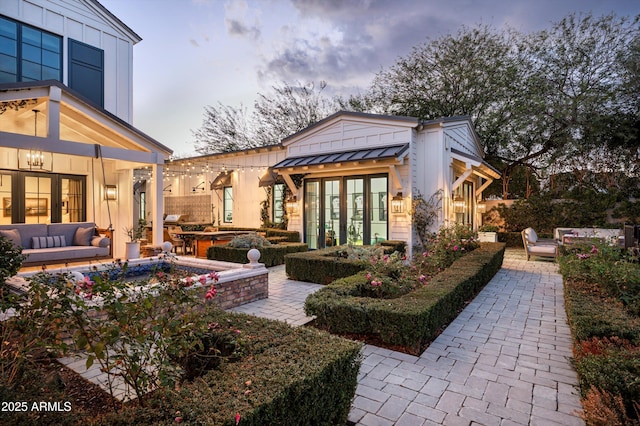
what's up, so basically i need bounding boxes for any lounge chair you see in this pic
[521,228,558,261]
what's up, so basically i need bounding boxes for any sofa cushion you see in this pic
[0,228,22,247]
[73,226,94,246]
[524,227,538,243]
[91,236,111,248]
[32,235,67,249]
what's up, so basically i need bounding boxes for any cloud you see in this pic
[190,39,200,47]
[225,18,261,40]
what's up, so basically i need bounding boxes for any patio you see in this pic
[52,248,584,425]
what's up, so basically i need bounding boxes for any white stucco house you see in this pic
[160,111,500,252]
[0,0,172,259]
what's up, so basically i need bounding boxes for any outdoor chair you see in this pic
[521,228,558,261]
[164,228,186,254]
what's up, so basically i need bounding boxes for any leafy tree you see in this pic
[194,81,337,154]
[353,14,640,199]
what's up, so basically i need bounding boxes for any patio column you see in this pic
[151,162,164,245]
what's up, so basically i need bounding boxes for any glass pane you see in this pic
[370,176,388,243]
[24,176,51,224]
[42,65,60,80]
[223,187,233,222]
[22,27,41,47]
[304,181,319,249]
[346,178,364,245]
[0,18,17,39]
[42,33,60,52]
[324,179,340,247]
[22,60,41,80]
[22,43,40,62]
[0,174,12,225]
[0,70,17,83]
[42,49,59,68]
[0,36,17,56]
[0,53,17,73]
[62,178,83,223]
[272,184,284,224]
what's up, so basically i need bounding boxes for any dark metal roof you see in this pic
[272,144,409,169]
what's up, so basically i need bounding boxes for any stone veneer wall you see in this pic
[209,271,269,310]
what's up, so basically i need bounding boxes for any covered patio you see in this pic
[0,80,172,260]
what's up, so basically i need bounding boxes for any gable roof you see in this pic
[88,0,142,43]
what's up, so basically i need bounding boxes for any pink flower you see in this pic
[175,417,183,423]
[199,275,207,285]
[590,245,598,254]
[208,271,220,281]
[371,280,381,287]
[577,253,590,260]
[453,245,459,251]
[235,413,241,425]
[383,255,389,261]
[205,286,217,300]
[185,276,193,287]
[366,272,372,281]
[419,274,427,282]
[422,251,429,257]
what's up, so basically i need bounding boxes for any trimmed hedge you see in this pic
[207,243,308,267]
[92,310,362,425]
[216,227,300,243]
[305,243,505,353]
[285,244,403,285]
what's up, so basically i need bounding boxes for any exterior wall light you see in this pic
[286,195,298,214]
[391,192,404,213]
[105,184,117,200]
[476,201,486,214]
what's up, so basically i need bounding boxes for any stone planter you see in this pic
[478,232,498,243]
[125,241,141,259]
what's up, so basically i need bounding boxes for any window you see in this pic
[68,39,104,107]
[0,16,62,83]
[0,171,85,223]
[223,186,233,223]
[272,183,285,224]
[139,192,146,220]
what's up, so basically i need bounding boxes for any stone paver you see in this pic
[58,249,585,425]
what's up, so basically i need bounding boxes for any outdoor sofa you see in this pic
[0,222,111,266]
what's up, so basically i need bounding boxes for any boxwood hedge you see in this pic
[207,243,308,267]
[285,241,406,285]
[305,243,505,354]
[96,310,361,425]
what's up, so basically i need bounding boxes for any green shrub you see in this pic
[305,243,505,353]
[264,228,300,242]
[575,346,640,421]
[228,233,272,248]
[208,243,308,267]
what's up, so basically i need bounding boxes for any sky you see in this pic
[98,0,640,157]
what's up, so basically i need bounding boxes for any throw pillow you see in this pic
[73,226,94,246]
[0,228,22,247]
[32,235,67,249]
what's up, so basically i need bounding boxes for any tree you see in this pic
[194,81,337,154]
[353,14,640,199]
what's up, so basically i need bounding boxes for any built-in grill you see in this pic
[163,214,189,226]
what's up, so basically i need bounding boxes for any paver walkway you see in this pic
[60,249,585,425]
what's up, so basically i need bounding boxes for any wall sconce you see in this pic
[476,201,487,214]
[391,192,404,214]
[453,195,465,213]
[192,182,205,192]
[286,195,298,214]
[105,184,117,200]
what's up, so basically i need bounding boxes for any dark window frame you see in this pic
[0,15,62,83]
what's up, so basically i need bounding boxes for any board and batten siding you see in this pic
[287,120,414,156]
[0,0,138,123]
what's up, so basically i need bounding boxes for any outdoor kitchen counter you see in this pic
[175,230,253,258]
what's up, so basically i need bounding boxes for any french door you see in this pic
[304,175,388,249]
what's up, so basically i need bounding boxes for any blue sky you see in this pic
[99,0,640,156]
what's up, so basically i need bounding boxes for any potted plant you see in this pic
[477,224,499,243]
[124,218,147,259]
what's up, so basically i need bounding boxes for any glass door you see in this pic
[346,177,364,245]
[324,179,341,247]
[304,180,320,249]
[24,175,52,223]
[370,176,388,244]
